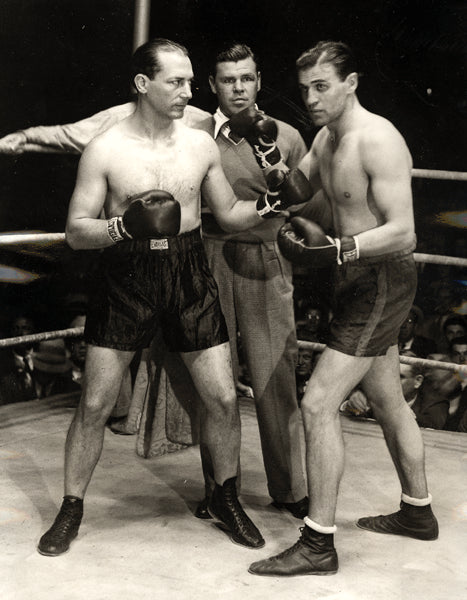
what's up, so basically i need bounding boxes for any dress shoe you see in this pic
[357,500,438,540]
[37,496,83,556]
[273,496,309,519]
[249,525,338,576]
[194,496,212,520]
[208,476,265,548]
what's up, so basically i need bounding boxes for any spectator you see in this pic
[398,306,437,358]
[295,346,314,405]
[32,339,80,399]
[443,335,467,432]
[0,314,37,405]
[296,303,329,343]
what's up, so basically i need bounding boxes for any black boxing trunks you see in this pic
[85,227,229,352]
[327,245,417,357]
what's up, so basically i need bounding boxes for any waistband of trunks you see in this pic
[103,227,203,255]
[341,236,417,266]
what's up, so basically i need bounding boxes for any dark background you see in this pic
[0,0,465,330]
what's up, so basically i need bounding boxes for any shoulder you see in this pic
[182,105,212,128]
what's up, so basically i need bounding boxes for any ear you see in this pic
[257,71,262,93]
[208,75,217,95]
[134,74,148,94]
[414,374,424,390]
[345,71,358,93]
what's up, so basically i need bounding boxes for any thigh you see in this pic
[82,345,135,411]
[180,342,236,405]
[361,345,405,412]
[303,347,375,414]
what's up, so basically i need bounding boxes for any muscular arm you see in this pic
[201,140,263,232]
[353,128,415,256]
[65,140,113,249]
[0,103,136,155]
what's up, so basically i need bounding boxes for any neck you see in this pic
[327,95,361,144]
[132,99,176,140]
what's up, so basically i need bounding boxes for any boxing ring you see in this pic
[1,168,466,600]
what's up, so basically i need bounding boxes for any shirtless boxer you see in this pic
[37,38,301,557]
[242,41,438,576]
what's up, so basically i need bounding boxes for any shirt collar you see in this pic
[213,104,260,139]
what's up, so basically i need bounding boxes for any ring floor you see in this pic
[1,393,466,600]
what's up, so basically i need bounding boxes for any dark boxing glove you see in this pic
[107,189,181,242]
[256,168,312,218]
[229,106,283,170]
[277,216,360,267]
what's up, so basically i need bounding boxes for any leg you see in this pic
[234,241,307,510]
[356,345,438,540]
[181,342,264,548]
[181,342,240,486]
[38,345,135,557]
[250,348,373,576]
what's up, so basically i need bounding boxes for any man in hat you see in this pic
[32,339,80,399]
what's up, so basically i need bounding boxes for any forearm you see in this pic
[352,222,415,258]
[214,201,263,233]
[66,218,115,250]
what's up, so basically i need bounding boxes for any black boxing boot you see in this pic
[37,496,83,556]
[357,497,438,541]
[249,524,338,576]
[208,476,265,548]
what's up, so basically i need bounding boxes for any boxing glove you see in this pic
[229,106,283,170]
[107,189,181,242]
[256,168,312,218]
[277,216,360,267]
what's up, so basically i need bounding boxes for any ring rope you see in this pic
[0,326,84,348]
[412,168,467,181]
[0,231,466,268]
[298,340,467,375]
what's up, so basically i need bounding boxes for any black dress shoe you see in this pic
[194,497,213,520]
[37,496,83,556]
[273,496,309,520]
[357,500,439,540]
[249,525,338,576]
[208,476,265,548]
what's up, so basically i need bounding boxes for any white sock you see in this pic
[401,492,432,507]
[304,516,337,534]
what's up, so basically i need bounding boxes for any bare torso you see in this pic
[101,118,213,233]
[307,107,413,238]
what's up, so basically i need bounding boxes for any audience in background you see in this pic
[398,306,437,358]
[32,339,80,399]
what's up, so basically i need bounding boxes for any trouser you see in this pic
[202,237,306,503]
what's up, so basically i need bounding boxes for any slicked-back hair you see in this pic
[296,41,357,81]
[211,43,258,76]
[131,37,189,82]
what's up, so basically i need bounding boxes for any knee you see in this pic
[205,391,238,422]
[300,386,334,424]
[77,394,113,427]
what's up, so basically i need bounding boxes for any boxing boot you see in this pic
[249,525,338,576]
[357,500,439,540]
[37,496,83,556]
[208,476,265,548]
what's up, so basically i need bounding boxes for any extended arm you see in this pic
[0,103,136,155]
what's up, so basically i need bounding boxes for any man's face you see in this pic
[305,308,322,332]
[451,343,467,365]
[143,51,193,120]
[399,312,417,343]
[298,61,352,127]
[11,317,35,337]
[399,363,422,401]
[209,57,261,117]
[445,324,466,344]
[296,349,314,377]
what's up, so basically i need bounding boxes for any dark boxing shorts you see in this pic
[85,228,229,353]
[327,245,417,357]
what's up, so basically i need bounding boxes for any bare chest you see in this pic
[106,141,207,213]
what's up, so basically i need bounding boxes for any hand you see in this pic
[277,216,359,266]
[256,168,313,219]
[229,106,283,170]
[107,190,181,243]
[0,131,28,154]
